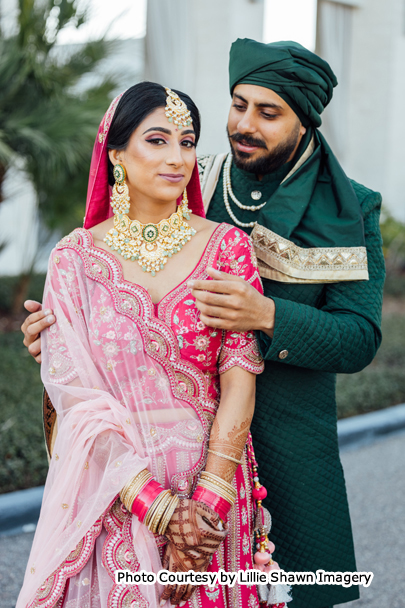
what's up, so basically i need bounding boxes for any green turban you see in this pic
[229,38,338,128]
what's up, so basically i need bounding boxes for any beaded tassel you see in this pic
[246,433,291,608]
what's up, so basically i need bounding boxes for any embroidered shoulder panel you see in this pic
[197,154,215,192]
[251,223,369,283]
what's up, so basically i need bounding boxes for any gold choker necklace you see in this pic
[104,190,196,277]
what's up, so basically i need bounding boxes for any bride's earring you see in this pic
[111,163,130,215]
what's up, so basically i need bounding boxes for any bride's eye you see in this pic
[146,137,166,145]
[181,140,196,148]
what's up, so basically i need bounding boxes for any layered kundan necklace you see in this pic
[104,188,196,277]
[103,87,196,277]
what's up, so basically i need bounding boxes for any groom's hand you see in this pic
[21,300,55,363]
[188,268,275,337]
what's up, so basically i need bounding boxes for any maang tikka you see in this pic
[103,88,196,277]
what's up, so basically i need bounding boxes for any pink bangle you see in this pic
[131,479,163,523]
[193,486,232,521]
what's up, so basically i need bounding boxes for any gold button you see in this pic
[278,349,288,360]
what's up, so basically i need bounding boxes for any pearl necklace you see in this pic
[223,153,267,228]
[104,192,196,277]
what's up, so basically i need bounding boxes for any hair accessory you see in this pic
[104,188,196,276]
[165,87,192,129]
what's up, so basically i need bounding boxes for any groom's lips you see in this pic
[159,174,184,183]
[235,140,263,153]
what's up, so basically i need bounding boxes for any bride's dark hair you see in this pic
[106,81,201,186]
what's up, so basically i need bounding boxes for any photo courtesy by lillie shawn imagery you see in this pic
[17,34,385,608]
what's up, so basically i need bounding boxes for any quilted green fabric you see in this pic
[207,165,385,607]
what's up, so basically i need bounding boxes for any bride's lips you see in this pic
[159,174,184,183]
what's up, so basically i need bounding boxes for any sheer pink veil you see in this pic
[84,90,205,230]
[17,91,208,608]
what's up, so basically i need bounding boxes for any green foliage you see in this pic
[0,0,117,234]
[0,273,46,312]
[337,313,405,418]
[0,332,48,493]
[380,210,405,276]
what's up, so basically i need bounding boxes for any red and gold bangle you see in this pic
[193,486,233,521]
[120,470,165,523]
[193,471,236,520]
[120,470,180,532]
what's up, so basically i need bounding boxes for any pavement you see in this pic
[339,430,405,608]
[1,428,404,607]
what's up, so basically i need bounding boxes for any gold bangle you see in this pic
[149,491,172,534]
[121,472,153,511]
[144,494,162,529]
[120,469,153,511]
[121,469,151,501]
[145,490,171,533]
[200,472,236,498]
[207,449,242,465]
[158,494,179,536]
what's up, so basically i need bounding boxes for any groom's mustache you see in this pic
[228,131,268,150]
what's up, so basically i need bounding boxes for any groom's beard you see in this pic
[227,123,301,175]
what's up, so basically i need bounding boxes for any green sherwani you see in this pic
[205,157,385,608]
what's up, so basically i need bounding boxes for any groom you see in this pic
[22,39,384,608]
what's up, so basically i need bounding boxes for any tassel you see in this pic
[268,583,292,605]
[247,433,292,608]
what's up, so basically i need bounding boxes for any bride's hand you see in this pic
[160,499,227,606]
[160,542,211,607]
[164,498,228,557]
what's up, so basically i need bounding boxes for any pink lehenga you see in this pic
[17,222,265,608]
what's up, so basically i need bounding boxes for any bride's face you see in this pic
[109,107,196,204]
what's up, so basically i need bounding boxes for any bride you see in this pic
[17,82,287,608]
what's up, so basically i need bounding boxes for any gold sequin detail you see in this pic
[62,503,69,509]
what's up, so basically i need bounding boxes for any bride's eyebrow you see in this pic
[143,127,171,135]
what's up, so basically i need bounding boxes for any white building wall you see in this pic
[385,16,405,220]
[0,171,39,276]
[318,0,405,221]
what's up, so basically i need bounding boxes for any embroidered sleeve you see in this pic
[43,245,85,385]
[217,227,264,375]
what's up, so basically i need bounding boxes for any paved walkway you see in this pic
[1,432,404,608]
[340,431,405,608]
